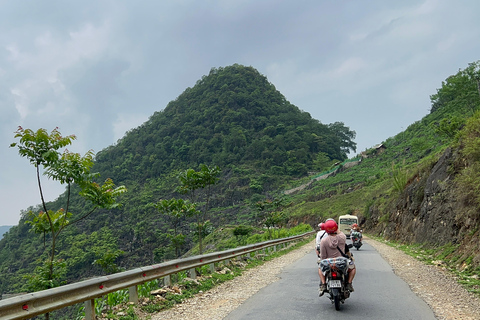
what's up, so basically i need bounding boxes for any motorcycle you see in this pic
[319,256,352,310]
[351,230,362,250]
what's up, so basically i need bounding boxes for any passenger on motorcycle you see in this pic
[315,219,335,282]
[318,219,356,296]
[315,218,335,257]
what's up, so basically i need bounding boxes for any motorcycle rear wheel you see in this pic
[334,295,340,310]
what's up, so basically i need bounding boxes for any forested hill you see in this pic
[0,64,356,294]
[94,64,356,185]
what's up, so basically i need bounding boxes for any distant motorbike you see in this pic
[351,231,362,250]
[319,256,352,310]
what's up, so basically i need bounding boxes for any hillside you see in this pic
[0,64,356,294]
[284,60,480,273]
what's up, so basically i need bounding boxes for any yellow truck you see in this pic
[338,214,358,238]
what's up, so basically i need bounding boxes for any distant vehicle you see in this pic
[338,214,358,239]
[351,231,363,250]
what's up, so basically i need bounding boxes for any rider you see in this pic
[350,223,362,242]
[318,219,356,296]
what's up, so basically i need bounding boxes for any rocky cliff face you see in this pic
[365,147,480,266]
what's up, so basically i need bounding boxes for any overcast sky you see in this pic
[1,0,479,226]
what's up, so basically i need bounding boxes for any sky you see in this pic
[1,0,479,226]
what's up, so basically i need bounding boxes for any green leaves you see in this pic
[430,60,480,115]
[80,178,127,209]
[255,197,289,239]
[26,209,72,235]
[155,198,198,219]
[45,150,96,185]
[175,165,220,195]
[24,259,67,291]
[11,127,126,293]
[11,127,76,167]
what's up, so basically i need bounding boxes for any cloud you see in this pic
[1,0,480,226]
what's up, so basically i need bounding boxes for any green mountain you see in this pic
[0,64,356,294]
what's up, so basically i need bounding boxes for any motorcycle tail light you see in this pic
[331,271,338,279]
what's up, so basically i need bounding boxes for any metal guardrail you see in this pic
[0,231,314,320]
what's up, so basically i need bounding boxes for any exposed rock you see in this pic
[366,146,480,268]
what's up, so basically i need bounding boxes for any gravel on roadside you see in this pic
[145,237,480,320]
[367,236,480,320]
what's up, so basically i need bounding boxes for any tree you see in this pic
[327,122,357,158]
[175,164,220,254]
[430,60,480,115]
[255,197,289,239]
[10,127,126,301]
[155,198,198,257]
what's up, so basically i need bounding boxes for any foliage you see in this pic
[430,116,465,140]
[175,164,221,254]
[155,198,198,257]
[93,249,125,274]
[9,127,126,294]
[255,197,289,239]
[391,161,409,193]
[24,259,67,292]
[455,110,480,209]
[430,61,480,115]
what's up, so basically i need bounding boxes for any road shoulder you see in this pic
[366,237,480,320]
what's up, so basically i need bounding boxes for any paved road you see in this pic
[224,241,436,320]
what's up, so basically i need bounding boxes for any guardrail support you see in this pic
[188,268,196,279]
[209,263,215,273]
[129,285,138,303]
[84,299,95,320]
[163,275,171,287]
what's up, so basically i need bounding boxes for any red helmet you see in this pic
[324,220,338,234]
[352,223,358,228]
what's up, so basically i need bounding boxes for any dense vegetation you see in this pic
[0,64,355,295]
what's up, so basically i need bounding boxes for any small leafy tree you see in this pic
[176,164,220,254]
[255,197,288,239]
[93,249,125,274]
[10,127,126,298]
[155,198,198,257]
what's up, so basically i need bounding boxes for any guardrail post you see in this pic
[209,263,215,273]
[188,268,196,279]
[84,299,95,320]
[129,285,138,303]
[164,275,171,287]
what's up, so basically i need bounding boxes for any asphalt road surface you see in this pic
[224,241,436,320]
